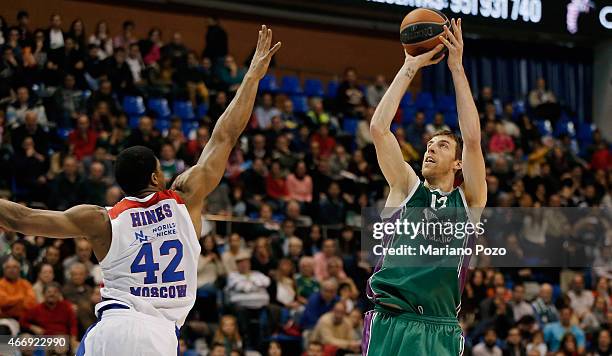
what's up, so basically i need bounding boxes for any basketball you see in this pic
[400,8,449,56]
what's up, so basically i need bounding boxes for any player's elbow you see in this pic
[369,122,388,139]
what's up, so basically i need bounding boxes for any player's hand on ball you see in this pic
[248,25,282,79]
[404,44,445,71]
[439,18,464,72]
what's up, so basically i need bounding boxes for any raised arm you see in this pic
[439,19,487,208]
[0,199,111,259]
[172,26,281,215]
[370,45,444,207]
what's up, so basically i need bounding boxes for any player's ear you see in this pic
[150,171,159,186]
[454,159,462,172]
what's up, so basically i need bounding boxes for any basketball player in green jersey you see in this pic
[362,19,486,355]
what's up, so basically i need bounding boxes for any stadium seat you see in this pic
[291,95,308,113]
[258,74,278,93]
[155,118,170,132]
[326,81,339,98]
[304,79,324,97]
[402,107,416,124]
[129,116,140,129]
[183,121,199,139]
[415,92,434,110]
[534,120,552,136]
[444,111,459,129]
[196,103,208,118]
[436,95,456,112]
[148,97,171,120]
[123,96,145,117]
[399,92,413,109]
[342,117,359,136]
[554,119,575,138]
[513,100,526,115]
[280,75,302,95]
[577,122,595,143]
[173,100,195,121]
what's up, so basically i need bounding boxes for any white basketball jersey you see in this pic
[100,190,200,327]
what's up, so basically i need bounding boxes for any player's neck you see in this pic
[131,187,160,199]
[424,177,454,193]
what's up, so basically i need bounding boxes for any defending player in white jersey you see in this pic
[0,26,281,355]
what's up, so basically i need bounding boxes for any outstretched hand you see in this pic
[439,18,464,72]
[247,25,282,79]
[404,43,445,70]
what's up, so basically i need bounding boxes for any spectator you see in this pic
[510,284,534,322]
[77,161,109,206]
[139,27,162,66]
[533,283,560,325]
[48,155,81,210]
[477,86,496,113]
[311,301,361,354]
[88,21,113,60]
[311,124,336,158]
[225,251,270,349]
[366,74,388,107]
[406,111,427,151]
[254,93,280,130]
[37,245,64,284]
[529,78,557,108]
[356,106,374,149]
[526,330,547,356]
[250,237,277,276]
[592,329,611,356]
[503,327,526,356]
[286,161,313,203]
[159,143,186,182]
[52,74,85,127]
[300,279,339,330]
[6,86,48,128]
[221,233,246,274]
[68,115,98,161]
[567,275,594,319]
[62,262,94,334]
[197,234,226,300]
[317,182,346,226]
[306,97,334,128]
[212,315,243,354]
[113,20,136,50]
[87,79,120,115]
[0,240,33,280]
[489,122,515,155]
[13,136,48,201]
[105,47,133,94]
[0,256,37,320]
[45,13,65,52]
[217,55,245,94]
[68,18,86,53]
[336,67,365,117]
[127,116,162,154]
[425,112,450,134]
[19,282,78,350]
[62,239,100,284]
[203,17,228,63]
[543,307,585,353]
[16,11,32,48]
[126,43,144,85]
[161,31,188,67]
[473,328,503,356]
[32,263,55,303]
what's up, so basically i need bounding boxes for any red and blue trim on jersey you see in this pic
[108,190,185,220]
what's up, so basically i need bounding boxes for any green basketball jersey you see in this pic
[367,180,472,318]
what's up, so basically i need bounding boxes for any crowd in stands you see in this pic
[0,9,611,356]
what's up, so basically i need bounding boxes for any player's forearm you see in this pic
[451,67,481,147]
[197,74,259,165]
[370,61,418,134]
[0,199,30,233]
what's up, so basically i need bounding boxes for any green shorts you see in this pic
[362,306,464,356]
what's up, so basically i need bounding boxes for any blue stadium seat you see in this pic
[258,74,278,93]
[173,100,195,121]
[399,92,413,109]
[280,75,302,95]
[326,81,339,98]
[424,108,437,124]
[402,107,416,124]
[415,92,434,110]
[196,103,208,118]
[148,98,171,120]
[342,117,359,135]
[554,119,575,138]
[291,95,308,113]
[436,95,456,112]
[534,120,552,136]
[57,128,71,140]
[444,111,459,129]
[129,116,140,129]
[183,121,199,139]
[304,79,324,97]
[123,96,145,117]
[513,100,526,115]
[577,122,595,143]
[155,119,170,133]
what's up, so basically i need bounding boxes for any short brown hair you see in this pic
[431,130,463,160]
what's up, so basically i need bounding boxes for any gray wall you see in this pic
[593,40,612,140]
